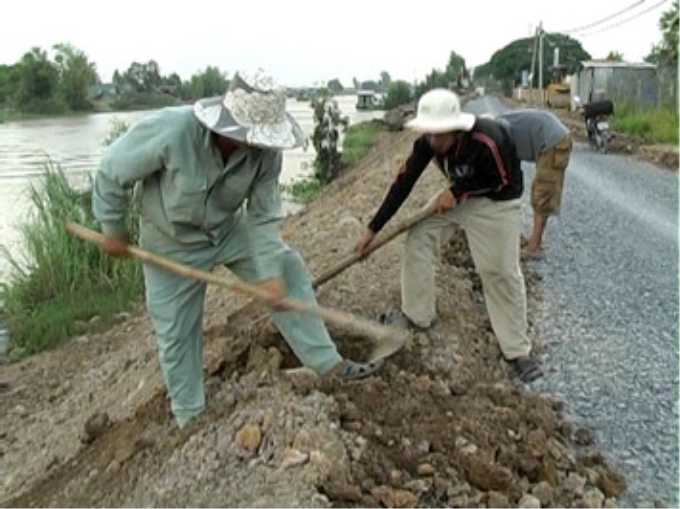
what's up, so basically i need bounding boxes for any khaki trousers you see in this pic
[401,197,531,359]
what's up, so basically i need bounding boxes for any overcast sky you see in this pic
[0,0,671,87]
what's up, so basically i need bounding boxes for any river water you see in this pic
[0,95,383,285]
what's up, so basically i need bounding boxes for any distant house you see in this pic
[356,89,384,110]
[573,61,658,108]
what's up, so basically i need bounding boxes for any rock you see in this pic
[416,463,435,476]
[575,427,595,446]
[565,472,587,496]
[81,412,111,444]
[487,491,511,508]
[580,487,606,508]
[464,458,514,491]
[596,466,627,498]
[235,423,262,454]
[531,480,555,506]
[518,493,542,508]
[280,447,309,469]
[380,488,419,508]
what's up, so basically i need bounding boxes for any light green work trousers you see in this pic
[401,197,531,360]
[139,217,342,427]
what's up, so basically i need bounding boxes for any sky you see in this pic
[0,0,672,88]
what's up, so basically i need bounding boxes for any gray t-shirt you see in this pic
[497,109,569,162]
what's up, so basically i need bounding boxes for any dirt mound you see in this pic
[1,128,626,507]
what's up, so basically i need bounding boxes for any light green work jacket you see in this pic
[92,106,285,280]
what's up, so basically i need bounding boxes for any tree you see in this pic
[605,51,625,62]
[384,80,412,110]
[446,50,468,83]
[53,43,98,110]
[119,60,162,93]
[311,91,348,184]
[414,68,451,98]
[488,33,589,94]
[379,71,392,91]
[186,66,228,100]
[359,80,379,91]
[0,64,16,105]
[656,0,678,66]
[12,47,60,112]
[327,78,344,94]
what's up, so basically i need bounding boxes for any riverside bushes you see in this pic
[0,164,143,360]
[284,121,380,204]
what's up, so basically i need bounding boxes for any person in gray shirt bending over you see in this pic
[495,109,572,260]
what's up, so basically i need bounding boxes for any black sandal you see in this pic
[510,356,544,383]
[337,359,385,380]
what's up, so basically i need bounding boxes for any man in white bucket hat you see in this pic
[92,68,382,427]
[354,88,542,383]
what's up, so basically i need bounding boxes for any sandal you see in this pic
[377,309,417,329]
[521,250,545,261]
[510,356,544,383]
[336,359,385,381]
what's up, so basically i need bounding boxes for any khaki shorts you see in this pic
[531,135,572,215]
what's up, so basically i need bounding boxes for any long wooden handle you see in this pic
[64,221,404,349]
[312,202,438,288]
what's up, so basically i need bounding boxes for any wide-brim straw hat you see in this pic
[405,88,476,133]
[193,69,305,149]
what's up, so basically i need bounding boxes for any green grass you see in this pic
[281,177,324,205]
[0,162,143,360]
[341,122,380,166]
[611,102,679,144]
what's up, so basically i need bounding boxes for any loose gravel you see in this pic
[520,145,679,507]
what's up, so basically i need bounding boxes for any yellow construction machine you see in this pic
[546,64,570,108]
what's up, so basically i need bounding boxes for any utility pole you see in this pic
[529,26,539,106]
[538,21,544,107]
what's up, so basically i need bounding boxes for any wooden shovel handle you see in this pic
[64,221,402,346]
[312,202,438,288]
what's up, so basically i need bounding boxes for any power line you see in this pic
[576,0,669,37]
[557,0,647,34]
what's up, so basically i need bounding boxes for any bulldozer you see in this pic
[546,64,571,109]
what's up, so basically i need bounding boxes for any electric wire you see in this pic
[576,0,669,37]
[557,0,648,34]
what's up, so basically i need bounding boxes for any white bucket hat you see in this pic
[193,69,305,149]
[405,89,475,133]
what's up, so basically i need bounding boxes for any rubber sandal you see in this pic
[510,356,544,383]
[521,250,545,261]
[337,359,385,380]
[377,309,410,327]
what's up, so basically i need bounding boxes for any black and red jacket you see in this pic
[368,117,522,233]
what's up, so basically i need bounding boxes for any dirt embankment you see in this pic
[0,126,638,508]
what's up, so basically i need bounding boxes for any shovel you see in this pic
[312,201,438,288]
[65,221,407,362]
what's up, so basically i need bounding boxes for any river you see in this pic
[0,95,383,285]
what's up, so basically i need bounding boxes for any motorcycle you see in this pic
[583,100,614,153]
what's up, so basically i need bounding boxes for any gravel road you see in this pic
[525,144,678,508]
[466,96,679,507]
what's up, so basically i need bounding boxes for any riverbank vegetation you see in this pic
[0,166,143,361]
[283,93,380,206]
